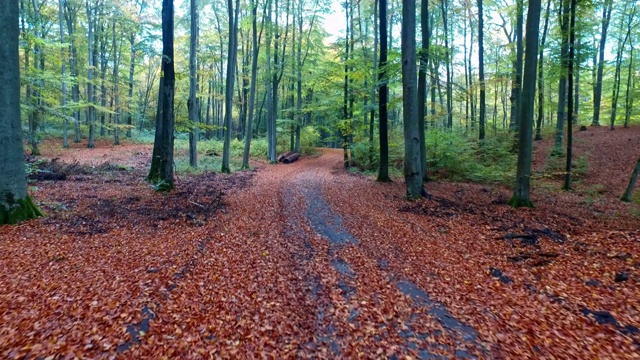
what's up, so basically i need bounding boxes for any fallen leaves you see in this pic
[1,128,640,357]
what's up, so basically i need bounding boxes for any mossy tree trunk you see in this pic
[0,0,44,225]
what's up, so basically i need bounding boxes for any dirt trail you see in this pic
[197,149,487,358]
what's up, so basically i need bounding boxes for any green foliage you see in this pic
[538,151,590,182]
[426,130,516,185]
[299,126,321,155]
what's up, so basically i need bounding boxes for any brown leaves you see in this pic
[2,130,640,358]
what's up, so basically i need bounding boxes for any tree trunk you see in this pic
[265,0,275,162]
[112,21,121,146]
[610,6,635,130]
[478,0,486,141]
[377,0,391,182]
[510,0,541,208]
[86,1,96,148]
[563,0,577,191]
[440,0,452,128]
[418,0,429,180]
[127,33,136,138]
[242,0,264,169]
[535,0,551,141]
[624,46,634,128]
[222,0,240,173]
[147,0,176,191]
[509,0,523,133]
[402,0,425,198]
[621,157,640,202]
[592,0,613,126]
[0,0,43,224]
[553,0,570,153]
[188,0,199,168]
[58,0,69,148]
[369,0,378,165]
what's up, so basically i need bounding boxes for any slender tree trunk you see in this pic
[553,0,570,153]
[265,0,275,161]
[510,0,541,208]
[377,0,391,182]
[59,0,69,148]
[535,0,551,140]
[188,0,199,168]
[222,0,240,173]
[564,0,577,190]
[478,0,486,141]
[86,1,96,148]
[242,0,264,169]
[610,6,635,130]
[440,0,452,128]
[112,21,121,146]
[294,0,304,154]
[127,33,136,138]
[621,156,640,202]
[592,0,613,126]
[417,0,429,180]
[509,0,523,133]
[624,46,634,128]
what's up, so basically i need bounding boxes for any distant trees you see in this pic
[0,0,43,224]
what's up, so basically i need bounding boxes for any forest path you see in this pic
[249,149,486,358]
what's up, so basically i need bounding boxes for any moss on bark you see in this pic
[508,195,535,208]
[0,195,44,225]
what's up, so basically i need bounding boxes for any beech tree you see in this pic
[188,0,199,168]
[401,0,425,198]
[510,0,542,208]
[221,0,240,173]
[377,0,391,183]
[0,0,43,224]
[147,0,176,191]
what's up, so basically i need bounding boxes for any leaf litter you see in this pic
[1,128,639,358]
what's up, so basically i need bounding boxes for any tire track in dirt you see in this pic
[280,150,487,358]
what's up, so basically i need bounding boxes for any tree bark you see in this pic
[402,0,426,198]
[147,0,176,191]
[510,0,541,208]
[478,0,486,141]
[621,156,640,202]
[418,0,430,180]
[0,0,43,224]
[535,0,551,141]
[188,0,199,168]
[222,0,240,173]
[591,0,613,126]
[610,6,635,130]
[377,0,391,182]
[563,0,577,191]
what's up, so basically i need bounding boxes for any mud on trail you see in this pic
[1,136,639,358]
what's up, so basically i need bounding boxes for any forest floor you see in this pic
[1,126,639,359]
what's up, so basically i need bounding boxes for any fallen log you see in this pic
[277,151,294,162]
[283,153,300,164]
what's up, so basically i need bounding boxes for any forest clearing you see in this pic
[1,125,639,358]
